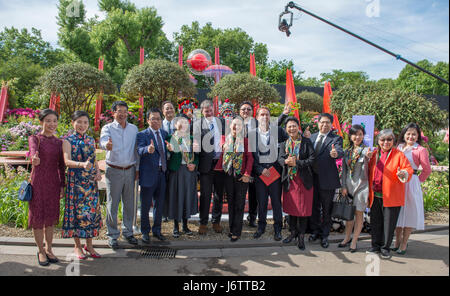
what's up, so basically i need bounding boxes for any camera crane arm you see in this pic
[279,1,449,85]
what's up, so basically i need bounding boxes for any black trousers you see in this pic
[288,215,308,235]
[370,197,401,251]
[224,174,249,237]
[310,173,335,238]
[255,177,282,233]
[199,169,225,225]
[247,182,257,220]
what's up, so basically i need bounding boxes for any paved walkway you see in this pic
[0,226,448,276]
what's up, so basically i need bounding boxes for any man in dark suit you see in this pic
[193,100,226,235]
[305,113,344,248]
[137,108,169,243]
[250,107,289,241]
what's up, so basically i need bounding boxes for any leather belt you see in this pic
[107,163,134,170]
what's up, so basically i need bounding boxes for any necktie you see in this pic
[315,134,325,155]
[167,121,172,135]
[313,134,324,174]
[155,131,167,172]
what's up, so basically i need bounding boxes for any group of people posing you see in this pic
[27,98,431,267]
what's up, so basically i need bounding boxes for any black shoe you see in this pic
[380,248,391,259]
[230,236,239,242]
[108,238,119,249]
[283,232,298,244]
[297,234,305,250]
[142,234,150,244]
[153,233,166,241]
[349,246,358,253]
[125,235,138,245]
[308,233,320,242]
[366,247,381,254]
[227,232,233,238]
[320,237,329,248]
[274,232,282,241]
[338,239,352,248]
[46,253,59,264]
[173,228,180,238]
[248,220,257,228]
[183,228,194,236]
[253,230,264,239]
[37,252,49,267]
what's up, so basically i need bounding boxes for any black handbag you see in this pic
[17,136,40,202]
[331,193,355,221]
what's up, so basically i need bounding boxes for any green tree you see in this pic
[330,83,448,135]
[40,62,115,117]
[0,56,44,107]
[121,59,196,108]
[257,59,303,85]
[320,69,369,89]
[0,27,64,68]
[297,90,323,112]
[209,73,280,108]
[57,0,174,84]
[57,0,99,65]
[173,21,268,88]
[396,59,449,96]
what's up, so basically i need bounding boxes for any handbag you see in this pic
[17,136,40,202]
[331,192,356,221]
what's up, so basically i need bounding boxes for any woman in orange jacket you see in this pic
[367,129,413,259]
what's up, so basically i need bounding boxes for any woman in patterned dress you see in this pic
[28,109,66,266]
[62,111,102,259]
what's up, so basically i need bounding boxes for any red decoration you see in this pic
[187,53,211,72]
[285,69,301,132]
[0,84,9,123]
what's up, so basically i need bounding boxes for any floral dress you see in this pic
[62,133,102,238]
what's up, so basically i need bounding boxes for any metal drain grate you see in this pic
[140,247,177,259]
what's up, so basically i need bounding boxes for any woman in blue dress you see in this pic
[62,111,102,259]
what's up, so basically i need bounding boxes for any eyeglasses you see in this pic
[319,121,331,125]
[379,138,394,142]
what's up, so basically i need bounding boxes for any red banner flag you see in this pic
[94,58,104,131]
[322,81,332,114]
[213,47,220,116]
[333,113,343,138]
[139,47,144,128]
[249,53,259,117]
[285,69,301,131]
[0,85,8,123]
[178,45,183,67]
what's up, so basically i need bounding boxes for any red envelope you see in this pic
[259,166,281,186]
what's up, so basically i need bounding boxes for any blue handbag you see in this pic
[17,135,40,202]
[18,180,32,201]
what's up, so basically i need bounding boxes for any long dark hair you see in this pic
[398,123,422,146]
[348,124,366,147]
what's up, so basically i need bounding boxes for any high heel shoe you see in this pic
[297,234,305,250]
[84,245,101,258]
[282,232,298,244]
[349,244,358,253]
[338,239,352,248]
[396,243,408,255]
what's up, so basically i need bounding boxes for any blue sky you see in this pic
[0,0,448,80]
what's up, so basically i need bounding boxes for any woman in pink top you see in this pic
[394,123,432,255]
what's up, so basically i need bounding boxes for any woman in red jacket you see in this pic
[215,116,253,242]
[394,123,432,255]
[367,129,413,259]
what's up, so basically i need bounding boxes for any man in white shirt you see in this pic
[161,100,176,136]
[99,101,139,248]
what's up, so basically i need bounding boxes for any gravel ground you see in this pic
[0,208,448,241]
